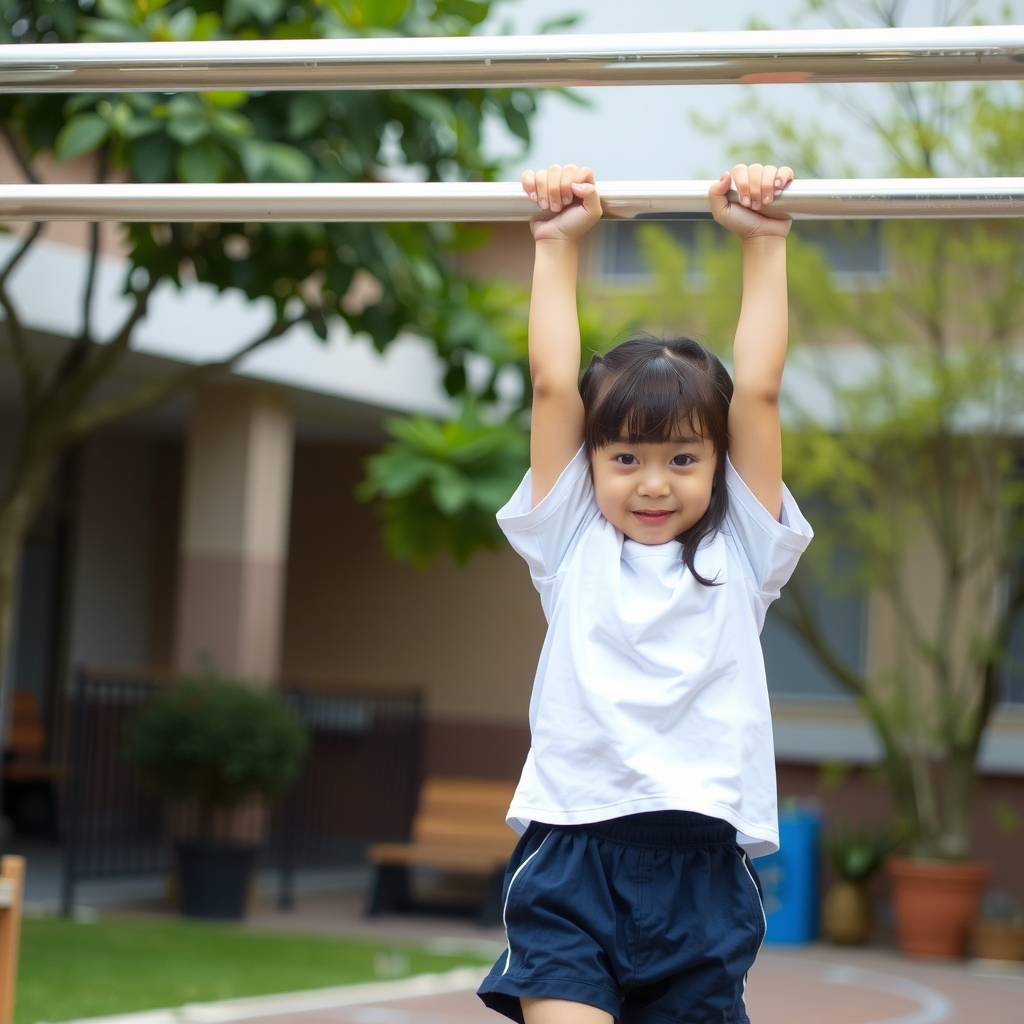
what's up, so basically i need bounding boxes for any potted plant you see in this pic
[127,673,307,919]
[821,821,896,945]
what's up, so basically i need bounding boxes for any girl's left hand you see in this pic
[709,163,794,239]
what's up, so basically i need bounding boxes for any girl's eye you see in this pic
[672,454,695,466]
[614,453,638,466]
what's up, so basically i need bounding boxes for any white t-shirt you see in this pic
[497,446,813,857]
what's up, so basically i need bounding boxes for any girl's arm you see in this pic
[521,163,603,507]
[708,163,794,520]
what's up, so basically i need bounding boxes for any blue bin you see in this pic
[755,805,821,944]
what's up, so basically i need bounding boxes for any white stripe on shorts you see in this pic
[501,829,553,976]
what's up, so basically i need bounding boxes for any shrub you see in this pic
[127,674,308,839]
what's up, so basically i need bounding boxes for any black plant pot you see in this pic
[176,840,257,920]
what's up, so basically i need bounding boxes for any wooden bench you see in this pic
[367,777,517,926]
[4,692,65,783]
[0,857,25,1024]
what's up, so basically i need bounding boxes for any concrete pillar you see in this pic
[174,384,293,682]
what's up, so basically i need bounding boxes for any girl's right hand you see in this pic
[521,164,602,242]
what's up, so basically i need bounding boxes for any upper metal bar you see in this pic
[1,179,1022,221]
[3,27,1024,93]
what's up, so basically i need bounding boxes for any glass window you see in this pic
[600,218,702,279]
[1001,602,1024,704]
[599,219,883,282]
[761,565,866,701]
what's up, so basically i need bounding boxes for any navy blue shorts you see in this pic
[477,811,765,1023]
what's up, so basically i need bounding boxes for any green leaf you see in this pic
[434,0,490,28]
[224,0,288,27]
[166,8,196,40]
[308,306,328,340]
[430,467,472,515]
[203,91,249,110]
[192,12,221,40]
[239,139,313,182]
[131,133,175,182]
[539,14,581,33]
[54,113,109,161]
[77,15,142,42]
[176,140,226,182]
[207,108,253,138]
[328,0,411,28]
[166,109,210,146]
[287,94,329,140]
[95,0,138,22]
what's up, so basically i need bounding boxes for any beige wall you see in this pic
[175,383,294,680]
[280,440,545,725]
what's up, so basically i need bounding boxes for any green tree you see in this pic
[721,0,1024,858]
[0,0,537,708]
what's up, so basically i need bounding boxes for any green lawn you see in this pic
[18,916,493,1024]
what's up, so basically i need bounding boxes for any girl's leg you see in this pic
[521,998,613,1024]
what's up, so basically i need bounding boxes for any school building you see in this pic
[1,166,1023,900]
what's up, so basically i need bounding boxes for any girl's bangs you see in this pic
[586,357,711,449]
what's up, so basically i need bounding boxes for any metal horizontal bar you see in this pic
[2,27,1024,93]
[1,179,1022,222]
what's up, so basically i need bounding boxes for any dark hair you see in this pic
[579,336,733,586]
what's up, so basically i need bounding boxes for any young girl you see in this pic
[476,163,813,1024]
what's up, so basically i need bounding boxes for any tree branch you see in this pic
[774,574,904,766]
[0,123,39,185]
[80,222,101,345]
[0,221,42,288]
[79,151,107,346]
[775,579,870,698]
[62,314,302,440]
[0,225,43,402]
[50,154,109,390]
[47,281,157,422]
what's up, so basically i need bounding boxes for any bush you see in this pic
[127,674,307,837]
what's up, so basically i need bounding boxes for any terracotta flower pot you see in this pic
[822,880,873,945]
[887,856,989,958]
[974,920,1024,962]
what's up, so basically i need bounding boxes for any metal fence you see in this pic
[59,668,423,915]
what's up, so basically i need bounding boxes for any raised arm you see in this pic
[521,164,602,507]
[708,163,794,520]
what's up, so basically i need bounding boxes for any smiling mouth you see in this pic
[632,510,675,525]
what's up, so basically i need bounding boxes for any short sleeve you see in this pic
[497,445,599,579]
[723,454,813,602]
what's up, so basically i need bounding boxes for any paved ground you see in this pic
[72,948,1024,1024]
[18,838,1024,1024]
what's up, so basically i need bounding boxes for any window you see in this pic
[600,218,703,279]
[761,576,867,700]
[794,221,884,281]
[1001,602,1024,705]
[599,218,884,283]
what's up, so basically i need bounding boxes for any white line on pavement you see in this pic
[826,965,952,1024]
[52,966,491,1024]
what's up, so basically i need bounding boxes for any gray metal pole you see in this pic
[2,27,1024,93]
[1,179,1023,222]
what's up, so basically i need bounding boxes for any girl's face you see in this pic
[590,430,718,545]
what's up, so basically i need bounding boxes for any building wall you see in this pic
[68,432,158,670]
[146,440,183,669]
[279,439,544,768]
